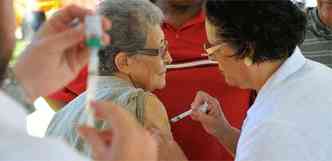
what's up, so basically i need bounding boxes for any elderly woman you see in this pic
[188,0,332,161]
[46,0,172,157]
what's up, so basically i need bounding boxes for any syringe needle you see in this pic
[170,102,208,123]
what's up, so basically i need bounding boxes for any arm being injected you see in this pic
[85,15,103,126]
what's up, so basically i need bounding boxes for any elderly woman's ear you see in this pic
[114,52,131,74]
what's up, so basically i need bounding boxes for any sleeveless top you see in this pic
[46,76,148,157]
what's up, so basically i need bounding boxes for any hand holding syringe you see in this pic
[170,102,208,123]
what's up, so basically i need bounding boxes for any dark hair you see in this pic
[205,0,307,64]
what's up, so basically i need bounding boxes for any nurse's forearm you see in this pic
[215,126,240,157]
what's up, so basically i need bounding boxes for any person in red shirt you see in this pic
[46,65,88,109]
[46,1,251,160]
[151,1,250,161]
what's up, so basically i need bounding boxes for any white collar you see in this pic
[248,47,306,114]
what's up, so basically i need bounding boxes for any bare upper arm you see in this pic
[143,93,171,137]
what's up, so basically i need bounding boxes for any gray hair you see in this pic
[97,0,164,75]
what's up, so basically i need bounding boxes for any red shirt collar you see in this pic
[163,9,205,30]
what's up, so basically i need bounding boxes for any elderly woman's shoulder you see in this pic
[143,92,171,134]
[128,90,164,110]
[144,92,164,108]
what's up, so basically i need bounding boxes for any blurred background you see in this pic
[13,0,97,137]
[12,0,317,137]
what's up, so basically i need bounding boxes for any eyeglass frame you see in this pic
[133,39,169,59]
[101,40,168,72]
[202,42,225,60]
[202,42,239,61]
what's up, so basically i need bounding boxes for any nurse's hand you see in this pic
[191,91,241,156]
[14,5,111,102]
[190,91,231,138]
[149,128,187,161]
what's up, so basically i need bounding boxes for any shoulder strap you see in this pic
[135,90,147,126]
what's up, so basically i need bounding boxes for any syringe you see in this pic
[84,15,103,127]
[170,102,208,123]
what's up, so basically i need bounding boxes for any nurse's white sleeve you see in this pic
[1,131,89,161]
[235,121,314,161]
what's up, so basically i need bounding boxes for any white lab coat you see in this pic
[0,91,88,161]
[236,48,332,161]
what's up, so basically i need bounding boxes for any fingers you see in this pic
[50,4,93,25]
[207,97,222,116]
[102,33,111,46]
[88,101,158,161]
[150,128,165,145]
[149,128,173,145]
[191,110,215,126]
[78,126,106,159]
[94,16,112,46]
[48,22,110,51]
[101,16,112,33]
[78,126,113,146]
[90,101,142,135]
[47,24,85,51]
[191,91,221,114]
[207,105,220,118]
[191,91,210,109]
[98,130,113,147]
[51,4,111,40]
[100,16,112,45]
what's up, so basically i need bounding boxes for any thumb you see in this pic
[91,101,141,134]
[78,126,106,159]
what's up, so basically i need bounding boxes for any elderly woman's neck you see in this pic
[114,73,151,91]
[114,73,136,87]
[156,2,202,28]
[250,60,284,92]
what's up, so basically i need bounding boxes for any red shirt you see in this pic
[48,66,87,102]
[48,10,251,161]
[154,10,250,161]
[162,11,207,62]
